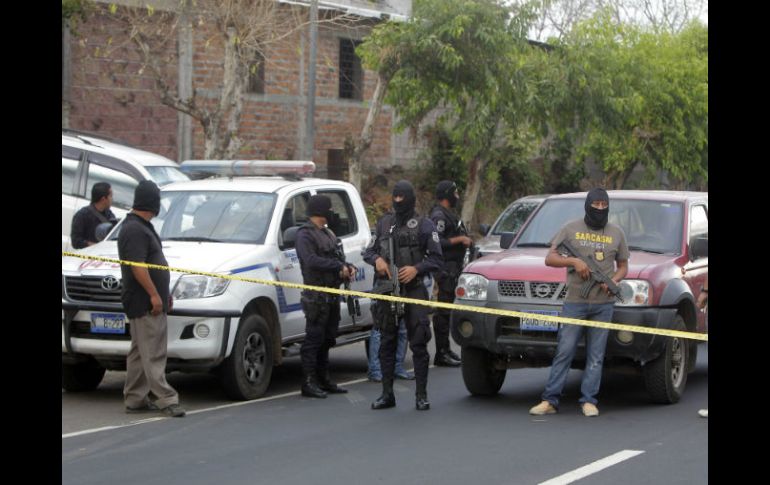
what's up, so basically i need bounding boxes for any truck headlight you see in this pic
[456,274,489,300]
[173,275,230,300]
[616,279,650,306]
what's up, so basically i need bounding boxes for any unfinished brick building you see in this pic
[62,0,419,179]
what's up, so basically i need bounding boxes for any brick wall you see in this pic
[67,8,179,160]
[66,4,408,172]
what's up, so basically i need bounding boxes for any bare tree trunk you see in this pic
[208,26,243,159]
[460,155,487,226]
[349,71,390,192]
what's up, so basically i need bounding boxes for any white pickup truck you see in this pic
[62,161,374,400]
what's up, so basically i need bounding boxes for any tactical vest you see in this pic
[297,222,344,289]
[431,204,466,263]
[379,213,424,269]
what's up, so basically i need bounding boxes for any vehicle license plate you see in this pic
[90,312,127,334]
[520,310,559,332]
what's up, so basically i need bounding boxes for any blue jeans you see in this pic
[368,319,409,379]
[541,302,614,407]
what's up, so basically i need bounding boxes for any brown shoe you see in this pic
[125,400,159,414]
[581,402,599,417]
[529,401,557,415]
[161,403,186,417]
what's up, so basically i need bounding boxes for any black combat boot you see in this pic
[301,373,328,399]
[447,349,461,362]
[415,393,430,411]
[371,378,396,409]
[318,370,348,394]
[434,349,461,367]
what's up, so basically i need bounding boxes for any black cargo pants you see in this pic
[300,292,341,376]
[377,283,432,394]
[432,265,459,353]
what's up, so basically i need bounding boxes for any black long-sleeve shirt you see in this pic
[70,204,117,249]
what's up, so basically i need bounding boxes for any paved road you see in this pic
[63,343,708,485]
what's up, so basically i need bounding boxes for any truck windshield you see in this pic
[157,191,277,244]
[515,198,684,255]
[492,201,541,235]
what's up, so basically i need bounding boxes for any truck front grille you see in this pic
[498,281,566,300]
[64,276,122,303]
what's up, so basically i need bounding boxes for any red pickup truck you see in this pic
[450,191,708,404]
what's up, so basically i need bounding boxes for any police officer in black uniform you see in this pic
[429,180,469,367]
[295,195,356,399]
[364,180,443,411]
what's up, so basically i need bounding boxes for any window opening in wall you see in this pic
[248,51,266,94]
[339,39,363,100]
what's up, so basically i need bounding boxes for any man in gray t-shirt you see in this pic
[529,188,629,418]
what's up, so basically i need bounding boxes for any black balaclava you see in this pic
[132,180,161,216]
[392,180,416,224]
[584,188,609,230]
[307,195,333,221]
[435,180,459,208]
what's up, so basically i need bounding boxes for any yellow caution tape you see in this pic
[62,251,707,342]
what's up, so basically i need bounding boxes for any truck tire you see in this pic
[461,346,506,396]
[219,314,273,400]
[687,341,698,374]
[62,358,106,392]
[643,315,688,404]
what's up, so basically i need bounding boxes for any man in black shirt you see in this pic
[294,195,356,398]
[70,182,117,249]
[429,180,469,367]
[118,180,185,417]
[364,180,443,410]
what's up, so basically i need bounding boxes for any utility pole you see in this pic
[304,0,318,161]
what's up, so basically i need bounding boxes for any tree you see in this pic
[356,0,544,223]
[350,20,411,192]
[548,12,708,188]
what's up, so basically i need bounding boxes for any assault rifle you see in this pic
[371,228,404,328]
[558,239,624,303]
[458,220,478,269]
[333,236,361,323]
[344,265,361,323]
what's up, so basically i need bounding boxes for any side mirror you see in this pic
[479,224,490,236]
[689,236,708,260]
[500,232,515,250]
[281,226,299,249]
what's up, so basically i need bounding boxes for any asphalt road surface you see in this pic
[63,341,708,485]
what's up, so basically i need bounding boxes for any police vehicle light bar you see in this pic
[180,160,316,178]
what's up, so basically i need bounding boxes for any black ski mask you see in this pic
[435,180,459,208]
[584,188,609,230]
[392,180,416,223]
[307,195,334,222]
[132,180,161,216]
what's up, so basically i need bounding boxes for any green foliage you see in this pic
[62,0,93,33]
[62,0,91,20]
[548,12,708,188]
[423,125,467,190]
[359,0,549,212]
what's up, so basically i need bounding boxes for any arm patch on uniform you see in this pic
[432,232,440,243]
[436,220,445,233]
